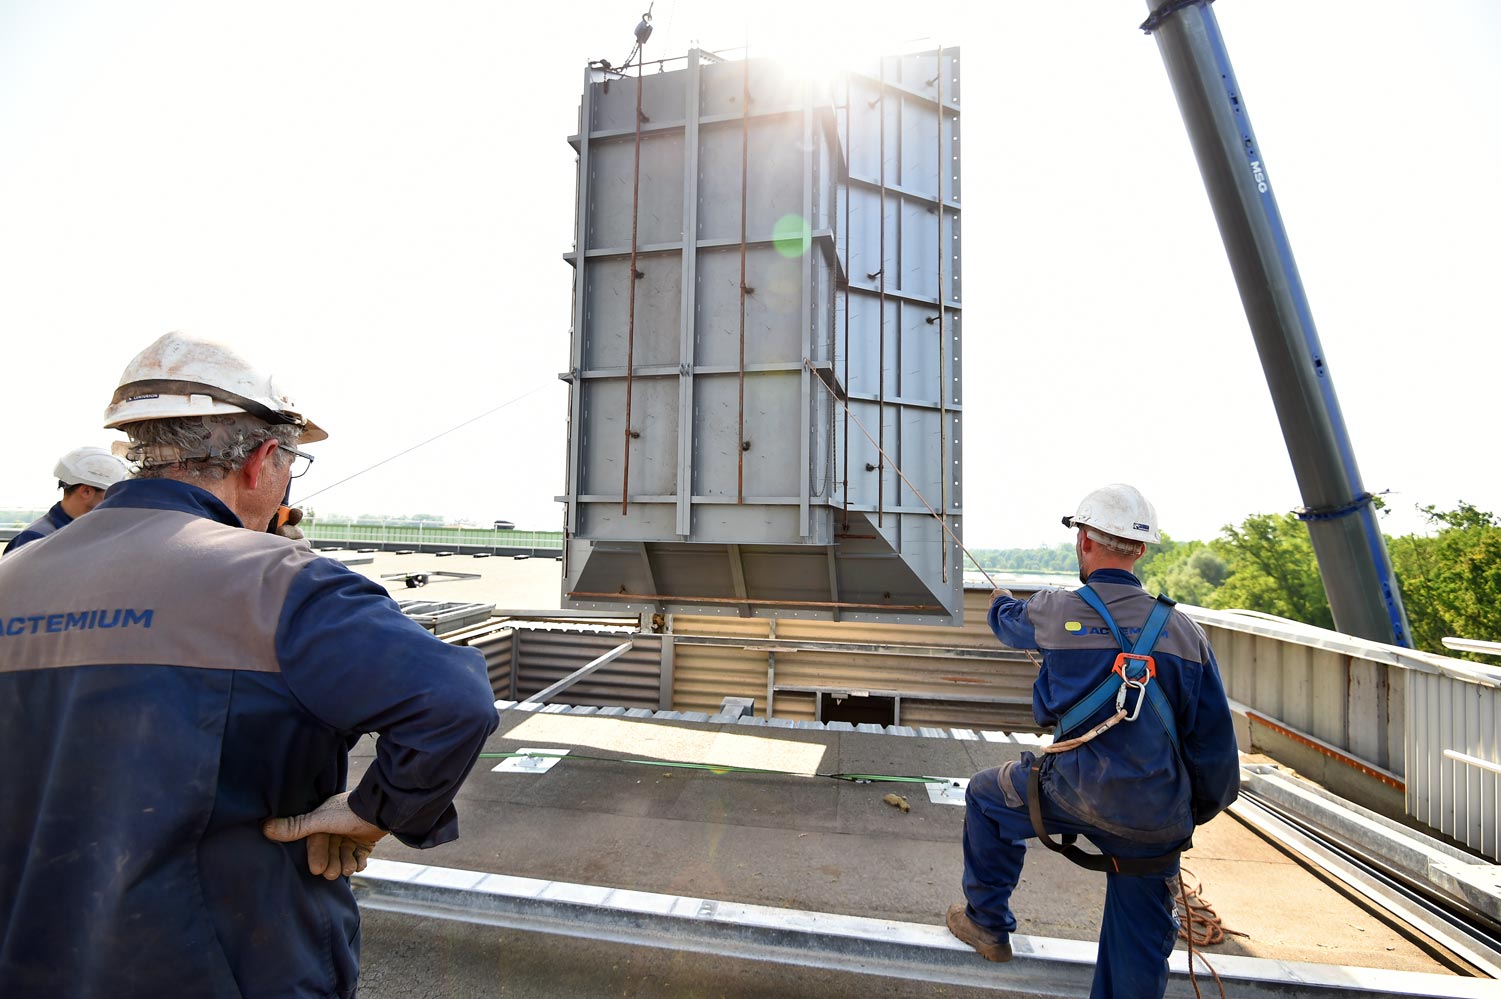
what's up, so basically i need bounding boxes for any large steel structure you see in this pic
[1143,0,1413,647]
[561,49,964,624]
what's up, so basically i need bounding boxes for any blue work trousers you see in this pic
[963,764,1180,999]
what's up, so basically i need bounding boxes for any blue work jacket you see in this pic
[988,569,1240,843]
[0,479,500,998]
[2,501,71,554]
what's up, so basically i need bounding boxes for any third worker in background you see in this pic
[947,483,1240,999]
[3,447,130,554]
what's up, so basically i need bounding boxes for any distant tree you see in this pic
[1388,502,1501,658]
[1135,532,1183,587]
[969,543,1078,575]
[1137,534,1228,607]
[410,513,445,524]
[1207,513,1333,629]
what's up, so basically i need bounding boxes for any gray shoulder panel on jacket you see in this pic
[0,507,321,675]
[1028,582,1210,660]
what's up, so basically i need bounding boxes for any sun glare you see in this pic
[506,714,830,775]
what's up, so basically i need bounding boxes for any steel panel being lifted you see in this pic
[561,49,963,625]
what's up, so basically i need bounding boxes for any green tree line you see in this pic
[969,543,1079,576]
[978,503,1501,661]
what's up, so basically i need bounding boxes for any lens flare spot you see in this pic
[772,214,811,258]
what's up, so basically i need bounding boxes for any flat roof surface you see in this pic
[349,709,1475,996]
[327,548,565,610]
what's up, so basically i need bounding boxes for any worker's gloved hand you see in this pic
[990,587,1013,603]
[266,505,306,541]
[262,791,387,880]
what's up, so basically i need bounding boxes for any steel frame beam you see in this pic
[525,641,634,705]
[727,544,752,618]
[353,860,1493,998]
[776,682,1030,710]
[798,75,814,538]
[676,50,702,538]
[567,495,962,516]
[564,64,596,535]
[669,633,1033,663]
[1230,795,1501,977]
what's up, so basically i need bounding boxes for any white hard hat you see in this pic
[1062,483,1161,545]
[55,446,131,490]
[102,332,327,443]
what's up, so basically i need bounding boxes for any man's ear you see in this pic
[241,439,280,492]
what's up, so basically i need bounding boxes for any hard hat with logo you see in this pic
[55,446,131,491]
[1062,483,1161,545]
[102,332,327,442]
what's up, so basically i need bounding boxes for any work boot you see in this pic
[946,903,1013,962]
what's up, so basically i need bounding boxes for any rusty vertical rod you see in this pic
[936,46,947,584]
[737,53,750,504]
[876,57,886,529]
[622,46,645,516]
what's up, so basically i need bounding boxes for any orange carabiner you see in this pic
[1111,651,1157,681]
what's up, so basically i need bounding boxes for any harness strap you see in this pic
[1062,585,1180,750]
[1026,585,1188,875]
[1027,763,1183,876]
[1076,584,1174,658]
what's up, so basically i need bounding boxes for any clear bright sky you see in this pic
[2,1,1497,548]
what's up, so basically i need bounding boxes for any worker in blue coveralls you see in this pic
[947,483,1240,998]
[0,332,500,999]
[2,446,130,554]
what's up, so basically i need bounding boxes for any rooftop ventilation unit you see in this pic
[560,48,963,624]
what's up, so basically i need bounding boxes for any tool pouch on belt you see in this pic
[996,757,1030,809]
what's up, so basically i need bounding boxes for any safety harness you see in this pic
[1026,585,1187,875]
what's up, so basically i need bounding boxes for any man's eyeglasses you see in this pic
[277,442,315,480]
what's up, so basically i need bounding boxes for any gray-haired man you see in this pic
[0,332,499,999]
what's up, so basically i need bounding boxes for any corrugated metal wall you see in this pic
[1200,621,1404,775]
[1406,668,1501,861]
[671,587,1000,647]
[514,630,663,710]
[669,637,769,717]
[471,627,514,698]
[668,588,1036,726]
[451,623,662,712]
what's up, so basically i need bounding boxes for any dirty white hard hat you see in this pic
[1062,483,1161,545]
[102,332,327,442]
[54,446,131,490]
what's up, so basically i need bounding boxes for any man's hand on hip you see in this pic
[262,791,387,880]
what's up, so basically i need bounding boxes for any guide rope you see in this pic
[803,358,1042,668]
[291,385,546,507]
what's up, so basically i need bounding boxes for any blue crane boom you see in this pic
[1141,0,1412,647]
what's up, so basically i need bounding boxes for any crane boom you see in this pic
[1142,0,1412,646]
